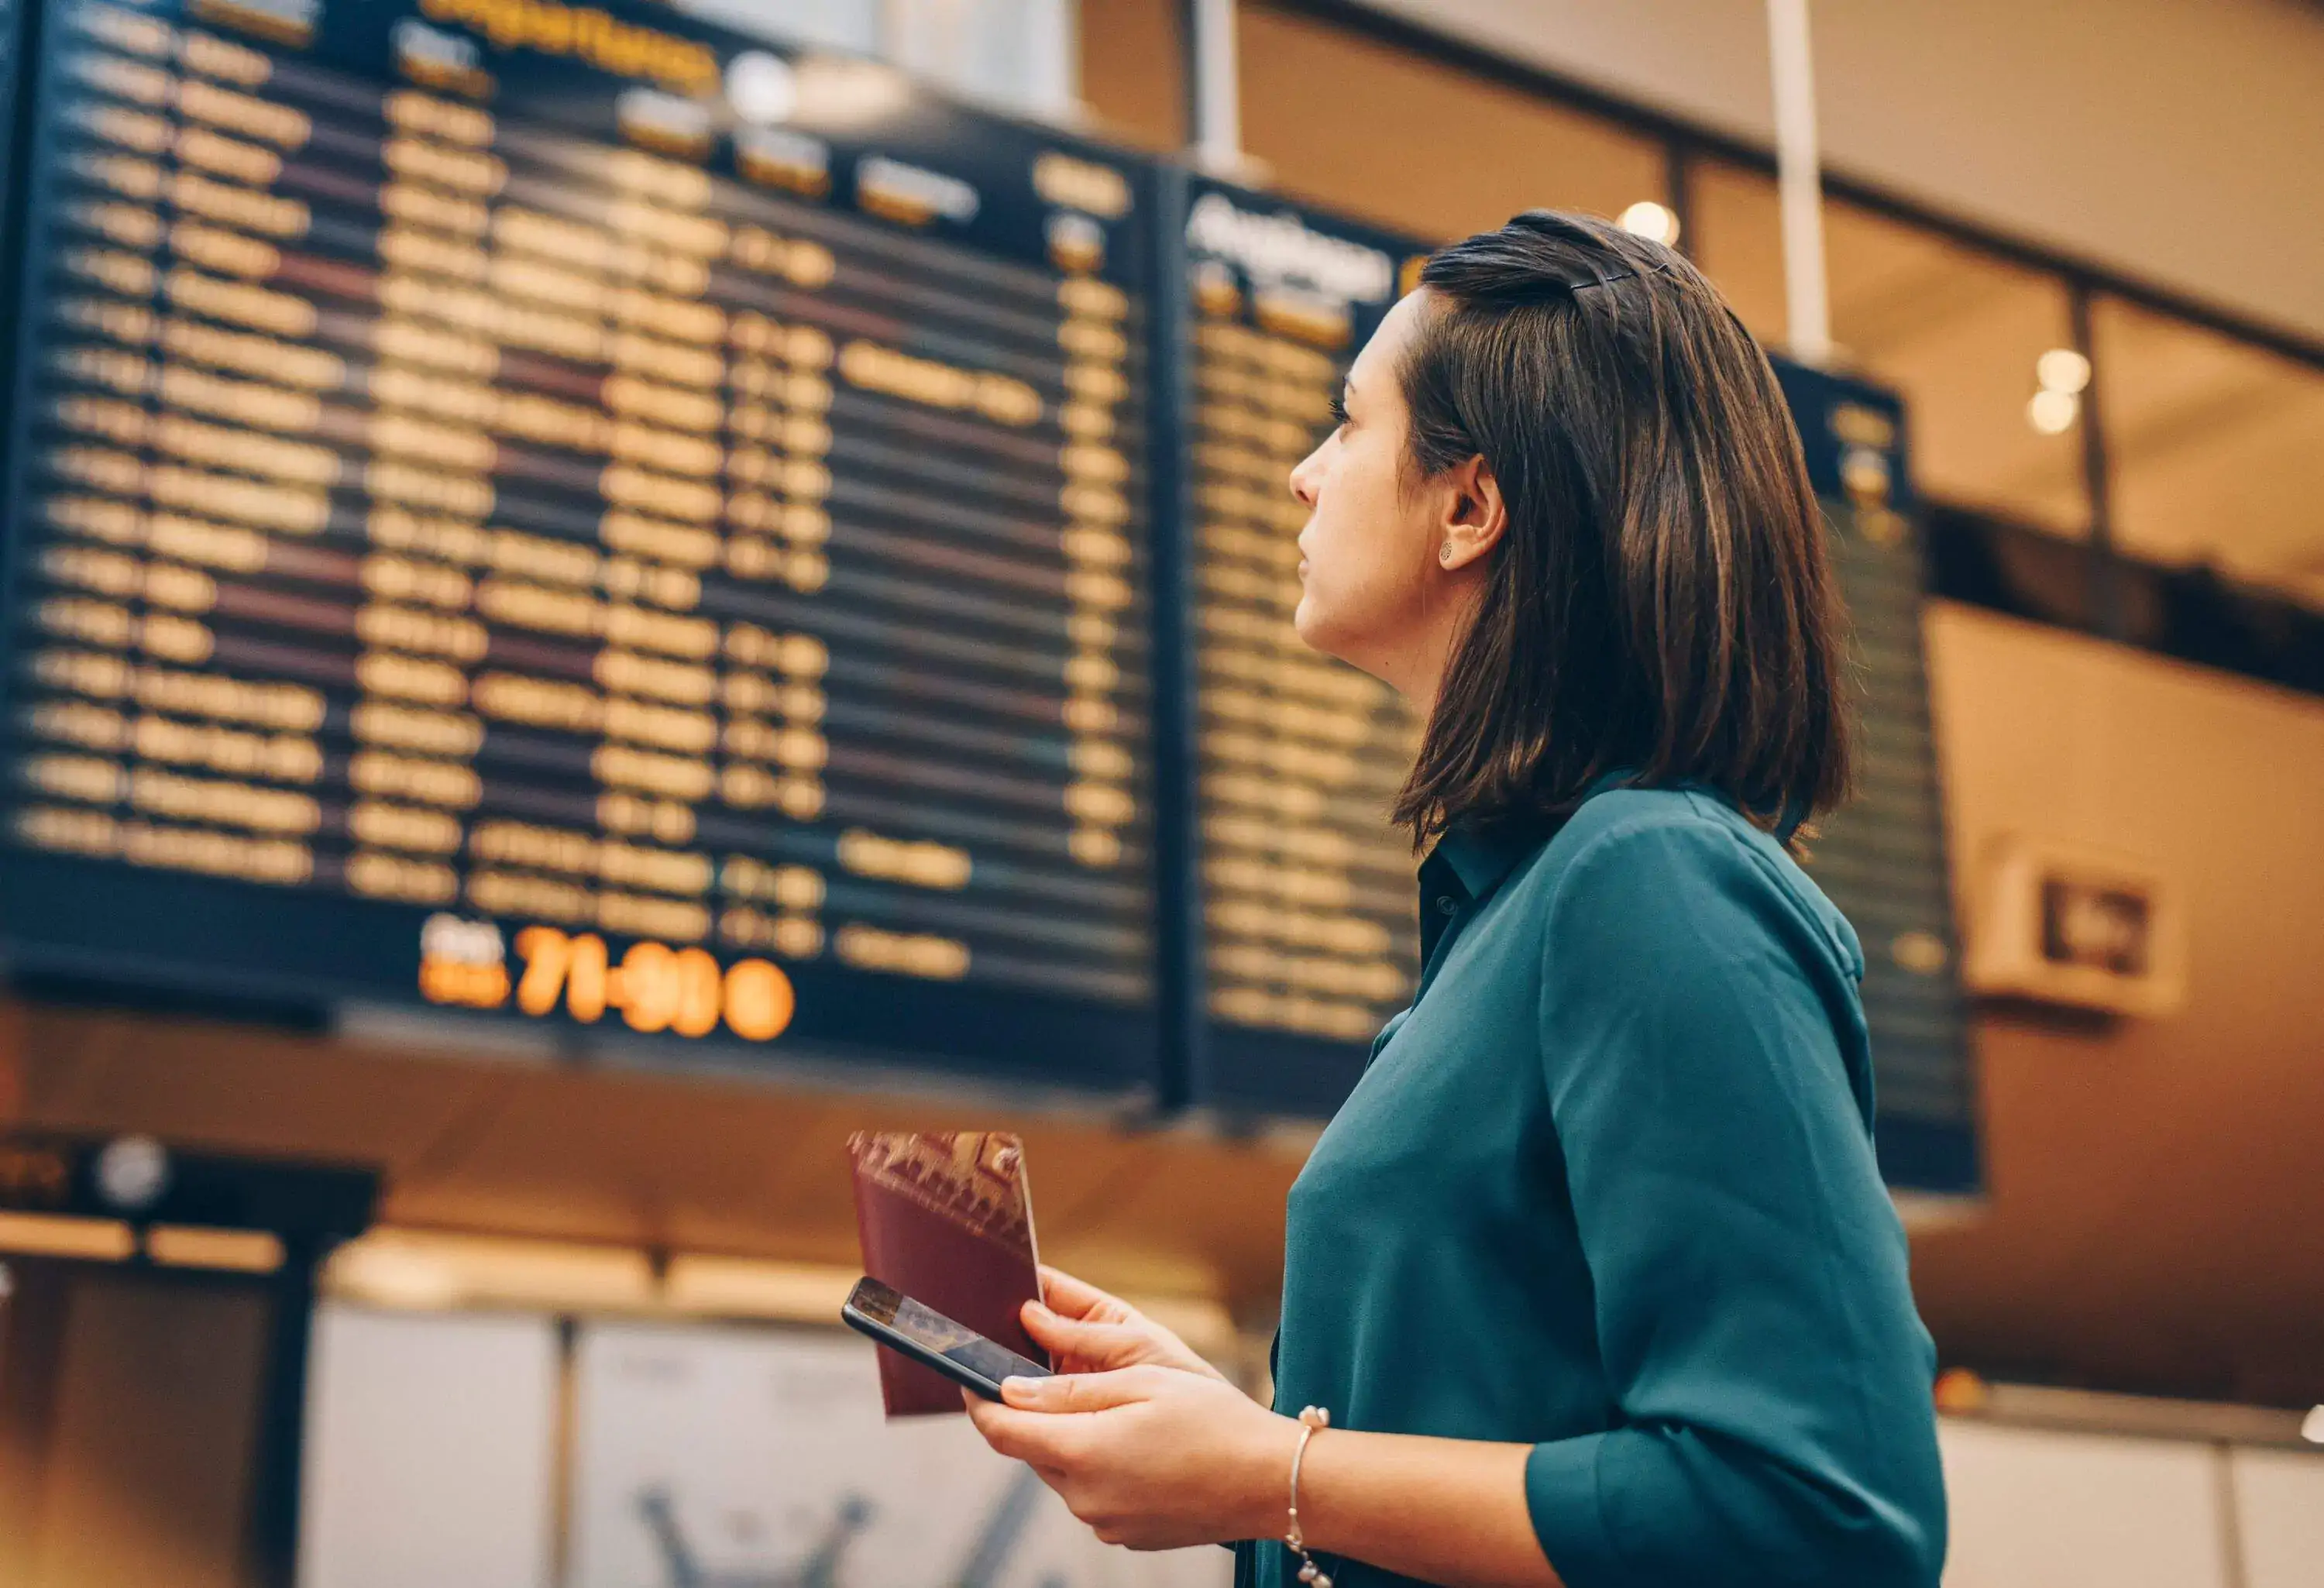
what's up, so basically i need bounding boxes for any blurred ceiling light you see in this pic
[2303,1404,2324,1444]
[328,1229,656,1312]
[1618,200,1680,247]
[0,1211,136,1261]
[725,50,797,125]
[2027,387,2080,435]
[326,1236,462,1310]
[95,1133,170,1212]
[664,1255,855,1321]
[2036,347,2092,395]
[146,1225,284,1273]
[793,56,913,128]
[1931,1366,1990,1414]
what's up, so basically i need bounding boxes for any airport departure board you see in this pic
[1776,363,1978,1193]
[1168,175,1432,1113]
[0,0,1978,1187]
[0,0,1161,1088]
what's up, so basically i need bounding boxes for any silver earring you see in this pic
[1439,542,1456,565]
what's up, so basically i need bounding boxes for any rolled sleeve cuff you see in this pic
[1525,1435,1623,1588]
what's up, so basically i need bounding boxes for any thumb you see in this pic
[1001,1367,1153,1414]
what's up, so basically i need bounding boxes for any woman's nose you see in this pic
[1288,445,1322,508]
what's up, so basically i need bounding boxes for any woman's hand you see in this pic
[965,1365,1301,1550]
[1026,1266,1228,1382]
[965,1359,1561,1586]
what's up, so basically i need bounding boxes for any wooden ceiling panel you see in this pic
[8,1006,500,1171]
[1236,3,1666,244]
[0,1009,1305,1311]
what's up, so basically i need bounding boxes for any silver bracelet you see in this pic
[1284,1404,1332,1588]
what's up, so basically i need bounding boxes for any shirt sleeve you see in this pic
[1523,815,1948,1588]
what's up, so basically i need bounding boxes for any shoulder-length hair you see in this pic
[1393,209,1852,848]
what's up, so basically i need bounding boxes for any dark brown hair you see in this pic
[1392,208,1851,848]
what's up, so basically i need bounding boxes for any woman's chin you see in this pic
[1291,610,1395,688]
[1292,610,1365,673]
[1290,598,1329,654]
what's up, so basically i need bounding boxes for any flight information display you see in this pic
[0,0,1160,1088]
[1776,363,1978,1194]
[1168,176,1432,1114]
[0,0,1977,1179]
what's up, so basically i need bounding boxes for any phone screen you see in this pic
[848,1279,1050,1387]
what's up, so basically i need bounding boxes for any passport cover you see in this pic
[845,1130,1047,1417]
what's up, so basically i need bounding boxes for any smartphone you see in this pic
[841,1276,1053,1401]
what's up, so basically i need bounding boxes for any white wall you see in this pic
[1937,1420,2324,1588]
[298,1308,1227,1588]
[290,1311,2324,1588]
[566,1319,1229,1588]
[298,1306,561,1588]
[2233,1446,2324,1588]
[1938,1421,2229,1588]
[1360,0,2324,344]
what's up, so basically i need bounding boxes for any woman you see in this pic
[965,210,1947,1588]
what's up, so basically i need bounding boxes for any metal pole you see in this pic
[1188,0,1242,173]
[2068,282,2124,640]
[1663,141,1696,260]
[248,1241,321,1588]
[1765,0,1831,365]
[2213,1442,2249,1588]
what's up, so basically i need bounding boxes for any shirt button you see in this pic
[1436,895,1458,916]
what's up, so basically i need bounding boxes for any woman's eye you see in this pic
[1328,394,1350,429]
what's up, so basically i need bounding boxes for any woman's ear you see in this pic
[1436,453,1507,572]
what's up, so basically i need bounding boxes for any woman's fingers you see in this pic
[1022,1296,1223,1381]
[1019,1301,1072,1348]
[1036,1266,1129,1322]
[1023,1304,1143,1362]
[964,1393,1092,1466]
[1001,1366,1157,1414]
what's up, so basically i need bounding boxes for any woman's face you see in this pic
[1288,291,1477,696]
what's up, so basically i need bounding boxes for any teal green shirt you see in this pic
[1240,783,1946,1588]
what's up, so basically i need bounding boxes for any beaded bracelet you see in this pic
[1284,1404,1332,1588]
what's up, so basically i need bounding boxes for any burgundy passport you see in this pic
[845,1130,1048,1417]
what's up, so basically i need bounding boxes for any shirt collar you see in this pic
[1425,768,1640,905]
[1427,823,1543,905]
